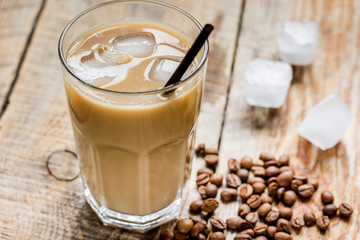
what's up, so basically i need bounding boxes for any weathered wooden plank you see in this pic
[0,0,43,112]
[0,0,242,239]
[219,0,359,239]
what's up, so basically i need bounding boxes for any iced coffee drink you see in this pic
[58,1,209,231]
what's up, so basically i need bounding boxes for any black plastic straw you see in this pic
[164,24,214,88]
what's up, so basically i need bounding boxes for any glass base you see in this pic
[83,185,181,232]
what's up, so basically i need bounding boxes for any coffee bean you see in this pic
[210,173,223,187]
[210,216,226,231]
[247,194,262,209]
[278,154,290,166]
[276,187,285,201]
[258,203,272,217]
[238,204,251,218]
[245,212,258,225]
[190,221,207,237]
[253,161,264,167]
[260,153,275,161]
[321,191,334,205]
[201,198,219,213]
[274,232,292,240]
[265,209,279,223]
[283,190,296,206]
[196,173,210,186]
[228,158,240,173]
[197,233,206,240]
[198,186,207,199]
[339,203,353,217]
[220,188,237,202]
[203,226,211,237]
[226,217,243,230]
[307,177,319,190]
[268,182,279,196]
[159,229,174,240]
[189,216,204,224]
[254,223,267,235]
[240,229,255,237]
[237,168,249,181]
[234,233,252,240]
[205,154,219,167]
[247,177,265,185]
[264,160,278,168]
[174,230,188,240]
[290,179,303,192]
[241,156,253,169]
[252,182,266,194]
[197,168,214,176]
[190,200,203,213]
[276,218,291,234]
[266,225,277,238]
[239,220,253,231]
[267,176,278,184]
[290,216,304,230]
[293,175,307,182]
[265,166,280,177]
[239,184,254,200]
[204,147,218,156]
[277,171,293,188]
[316,215,330,230]
[205,184,218,198]
[208,232,225,240]
[252,166,266,177]
[279,207,293,220]
[254,236,268,240]
[226,173,241,188]
[303,212,316,226]
[177,218,194,234]
[195,144,205,157]
[260,193,273,204]
[323,204,337,217]
[298,184,315,198]
[279,166,294,174]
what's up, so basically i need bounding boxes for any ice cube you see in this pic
[243,58,293,108]
[298,94,351,150]
[113,32,156,57]
[277,20,319,66]
[147,57,183,83]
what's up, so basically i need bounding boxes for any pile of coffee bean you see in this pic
[159,144,353,240]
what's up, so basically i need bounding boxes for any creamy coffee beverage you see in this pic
[63,21,204,216]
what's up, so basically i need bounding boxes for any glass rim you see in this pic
[58,0,209,95]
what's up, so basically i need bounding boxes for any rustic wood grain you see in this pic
[0,0,242,239]
[219,0,359,239]
[0,0,43,113]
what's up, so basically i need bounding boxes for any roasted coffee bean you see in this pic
[210,173,223,187]
[241,156,253,170]
[190,221,207,237]
[278,154,290,166]
[254,236,268,240]
[274,232,292,240]
[198,186,207,199]
[264,160,278,168]
[321,191,334,205]
[268,182,279,196]
[259,153,275,161]
[291,216,304,230]
[189,216,204,224]
[240,229,255,237]
[254,223,267,235]
[307,177,319,190]
[277,171,293,187]
[279,166,294,174]
[226,217,242,230]
[247,177,265,185]
[238,204,251,217]
[279,207,293,220]
[253,161,264,167]
[204,147,218,156]
[252,182,266,194]
[290,179,303,192]
[239,184,254,200]
[196,173,210,186]
[208,232,225,240]
[283,190,296,206]
[260,193,273,204]
[293,175,307,182]
[276,187,285,201]
[190,200,203,213]
[245,212,258,225]
[197,233,206,240]
[237,168,249,181]
[247,194,262,209]
[159,229,174,240]
[266,225,277,238]
[226,173,241,188]
[265,209,279,223]
[210,216,226,231]
[239,220,253,231]
[276,218,291,234]
[228,158,240,173]
[220,188,237,202]
[197,168,214,176]
[177,218,194,234]
[205,154,219,167]
[203,226,211,237]
[316,215,330,230]
[298,184,315,198]
[265,166,280,177]
[339,203,353,217]
[173,230,188,240]
[258,203,272,217]
[304,212,316,226]
[234,233,252,240]
[195,144,205,157]
[268,176,278,184]
[201,198,219,213]
[205,184,218,198]
[252,166,266,177]
[323,204,337,217]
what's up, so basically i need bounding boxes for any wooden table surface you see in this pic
[0,0,359,239]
